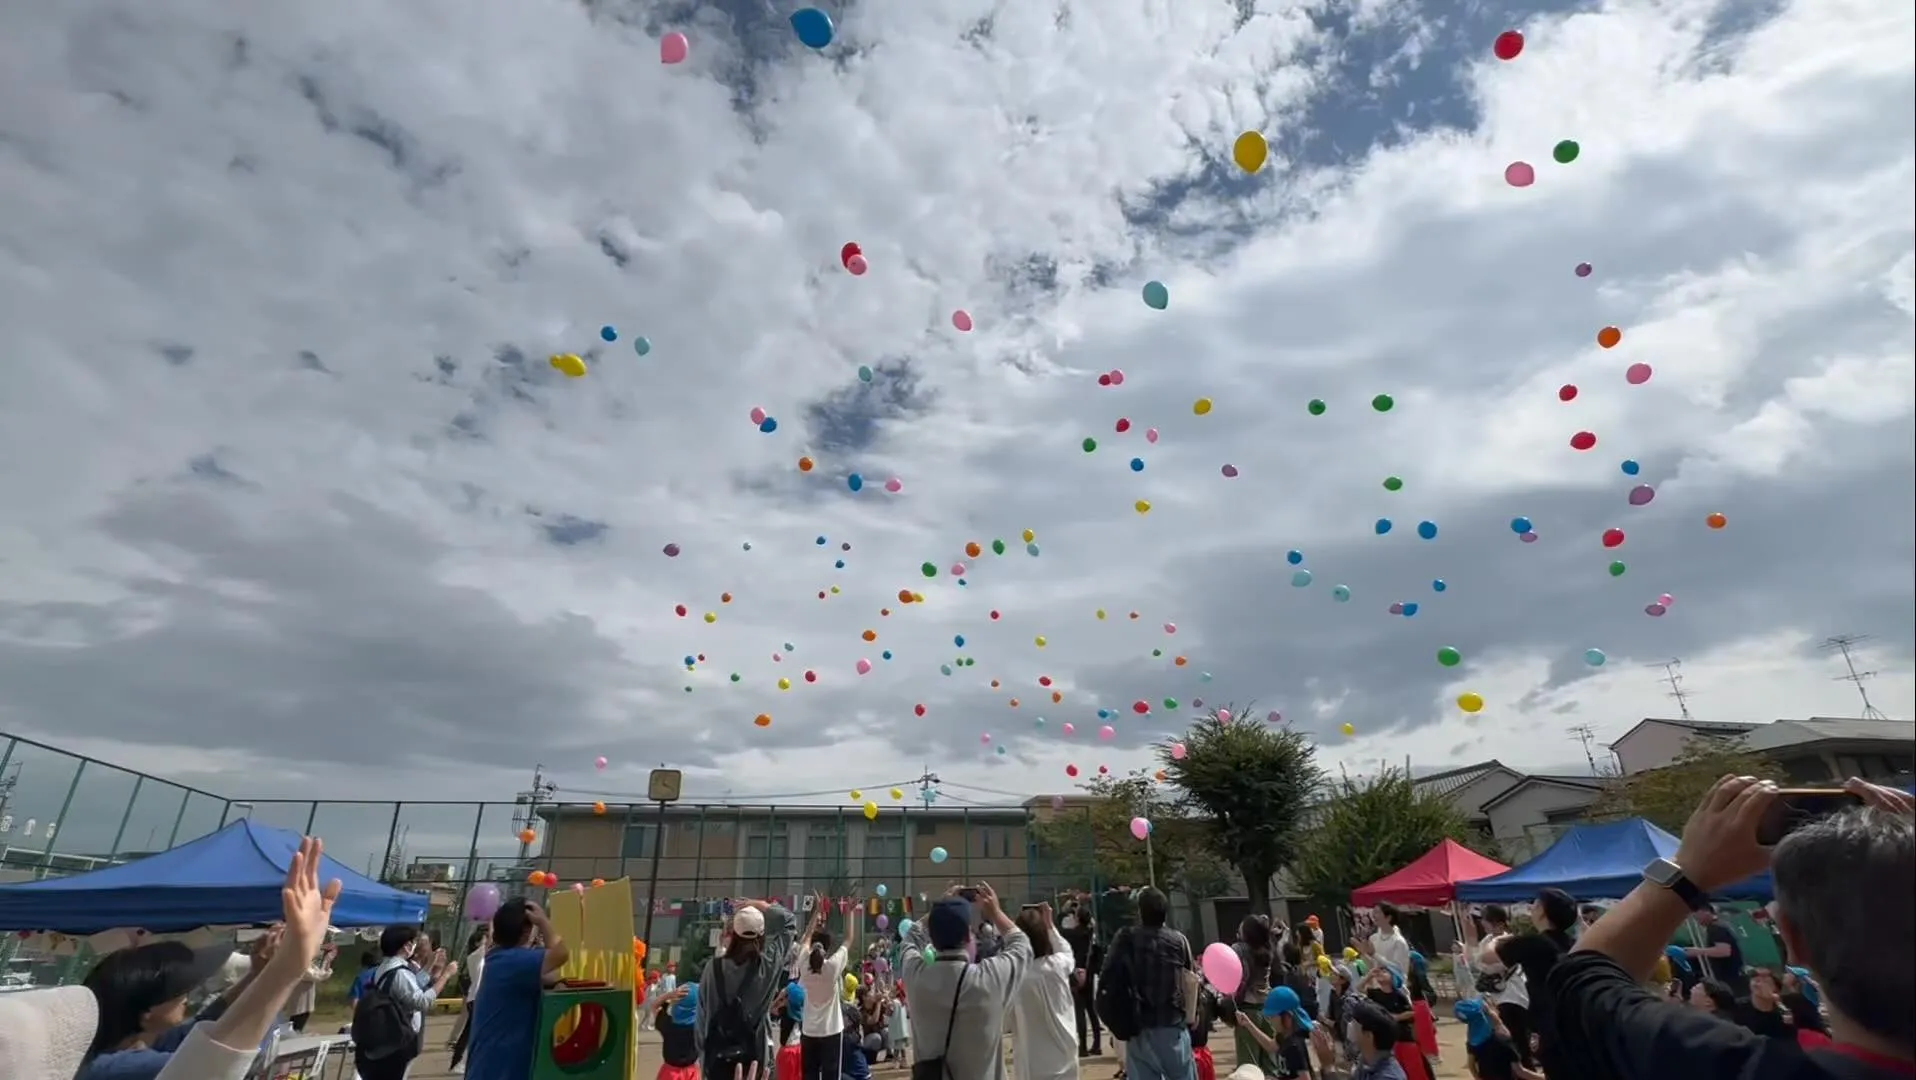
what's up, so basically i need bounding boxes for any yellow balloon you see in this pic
[1232,131,1268,174]
[1022,529,1036,543]
[863,801,879,820]
[889,788,904,800]
[1096,608,1107,620]
[1034,635,1047,647]
[911,592,925,603]
[830,585,841,594]
[1340,722,1356,736]
[1193,397,1213,416]
[1458,692,1485,713]
[778,677,791,690]
[549,353,588,378]
[703,612,717,623]
[849,789,863,800]
[1135,500,1152,514]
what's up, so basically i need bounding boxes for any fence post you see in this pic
[164,788,190,848]
[108,775,144,859]
[35,760,86,879]
[455,802,485,933]
[379,802,403,882]
[691,804,707,903]
[302,800,319,835]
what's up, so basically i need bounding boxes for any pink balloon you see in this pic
[1388,602,1404,614]
[846,254,868,275]
[1110,370,1126,385]
[876,915,889,930]
[1658,593,1674,606]
[1216,708,1232,723]
[884,477,903,493]
[1171,742,1187,760]
[856,658,872,675]
[464,883,502,921]
[1202,941,1244,996]
[772,652,782,661]
[1098,725,1115,741]
[1575,262,1593,277]
[1625,363,1653,385]
[1520,531,1540,543]
[980,733,991,743]
[573,882,586,894]
[1129,817,1152,841]
[1062,722,1075,735]
[1163,622,1177,634]
[595,756,608,769]
[659,32,689,64]
[749,406,767,424]
[1628,484,1656,507]
[1145,428,1159,443]
[1051,795,1065,810]
[1645,603,1667,617]
[1505,161,1536,188]
[949,563,965,576]
[951,310,973,332]
[1265,710,1281,724]
[1221,464,1239,477]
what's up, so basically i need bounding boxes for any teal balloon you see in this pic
[633,336,653,356]
[1290,569,1313,587]
[929,846,949,864]
[940,664,952,675]
[1141,280,1170,310]
[1332,584,1351,602]
[857,365,874,383]
[790,7,835,48]
[1584,648,1607,667]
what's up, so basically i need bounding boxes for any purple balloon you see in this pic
[1520,531,1540,543]
[662,543,681,557]
[465,882,502,921]
[876,914,890,930]
[1575,262,1593,278]
[1388,602,1405,614]
[1265,710,1282,724]
[1628,484,1656,506]
[1644,603,1668,617]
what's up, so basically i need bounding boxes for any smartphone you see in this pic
[958,887,981,903]
[1756,789,1862,845]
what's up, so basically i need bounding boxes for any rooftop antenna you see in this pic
[1650,659,1695,720]
[1567,724,1601,774]
[1821,635,1891,720]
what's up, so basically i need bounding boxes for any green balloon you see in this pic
[1372,394,1395,412]
[992,539,1006,555]
[1307,398,1327,416]
[1382,476,1404,491]
[1437,646,1462,668]
[921,562,937,578]
[857,364,873,382]
[1163,698,1179,710]
[1141,280,1170,310]
[1152,648,1163,657]
[1082,437,1098,452]
[1608,560,1627,577]
[1553,139,1580,164]
[730,673,740,682]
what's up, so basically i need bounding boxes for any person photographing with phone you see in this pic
[901,882,1031,1080]
[1548,776,1914,1080]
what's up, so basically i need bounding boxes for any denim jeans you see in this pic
[1125,1026,1193,1080]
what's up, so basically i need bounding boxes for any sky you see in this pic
[0,0,1912,871]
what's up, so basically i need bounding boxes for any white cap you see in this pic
[732,906,766,938]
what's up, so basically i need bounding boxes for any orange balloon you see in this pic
[754,713,772,727]
[1705,512,1727,530]
[990,679,1001,688]
[1154,770,1167,781]
[519,828,537,844]
[1173,656,1187,667]
[593,801,607,815]
[1009,698,1020,707]
[965,542,982,558]
[862,629,877,641]
[527,870,544,884]
[1596,326,1622,349]
[591,877,606,887]
[1051,692,1063,703]
[897,589,914,603]
[721,592,733,603]
[798,456,814,472]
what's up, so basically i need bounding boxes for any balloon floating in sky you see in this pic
[847,473,864,492]
[1628,484,1656,507]
[599,326,617,343]
[1645,603,1668,617]
[1194,397,1213,416]
[1458,692,1486,713]
[1291,569,1313,588]
[1706,511,1728,529]
[858,365,873,382]
[1375,518,1393,535]
[1141,280,1169,310]
[1437,646,1462,668]
[1505,161,1536,188]
[1602,527,1626,548]
[1511,516,1533,534]
[1131,457,1145,472]
[1287,549,1304,565]
[1621,459,1641,476]
[1221,464,1239,478]
[1570,430,1597,451]
[1609,560,1627,577]
[633,336,653,356]
[1402,601,1420,617]
[1417,520,1438,540]
[1340,723,1356,737]
[1332,584,1351,602]
[1625,362,1653,385]
[1308,399,1327,416]
[1597,326,1623,348]
[1233,131,1268,174]
[660,31,689,64]
[1371,394,1394,413]
[789,7,834,48]
[1145,427,1159,443]
[1559,384,1578,402]
[1585,648,1607,667]
[1129,817,1152,841]
[1382,476,1403,491]
[1552,140,1581,164]
[1493,29,1525,59]
[759,417,778,432]
[662,543,681,557]
[1432,579,1447,592]
[549,353,586,378]
[952,309,974,332]
[1575,263,1593,278]
[1521,531,1540,543]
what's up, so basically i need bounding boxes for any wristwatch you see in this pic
[1643,858,1707,910]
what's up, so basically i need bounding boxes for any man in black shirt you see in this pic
[1687,904,1748,995]
[1548,776,1915,1080]
[1061,899,1104,1056]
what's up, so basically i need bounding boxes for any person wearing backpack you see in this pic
[698,898,800,1080]
[1096,888,1196,1080]
[352,926,454,1080]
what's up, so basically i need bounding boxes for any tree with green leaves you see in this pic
[1288,767,1483,913]
[1587,734,1785,833]
[1027,771,1230,900]
[1156,706,1324,912]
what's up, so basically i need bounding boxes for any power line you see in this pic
[1821,635,1891,720]
[1567,724,1601,774]
[1647,659,1696,720]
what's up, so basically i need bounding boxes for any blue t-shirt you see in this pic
[465,946,547,1080]
[349,967,377,1002]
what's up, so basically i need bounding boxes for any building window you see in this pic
[803,828,844,884]
[744,824,790,886]
[864,827,905,880]
[621,824,658,860]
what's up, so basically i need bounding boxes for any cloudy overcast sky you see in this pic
[0,0,1911,869]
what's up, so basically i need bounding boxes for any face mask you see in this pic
[1060,915,1078,930]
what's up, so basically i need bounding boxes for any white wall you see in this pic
[1611,721,1696,775]
[1437,766,1527,818]
[1485,783,1601,862]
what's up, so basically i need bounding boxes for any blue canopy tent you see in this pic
[0,819,429,933]
[1455,817,1773,902]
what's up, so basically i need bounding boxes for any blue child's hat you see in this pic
[1453,997,1495,1047]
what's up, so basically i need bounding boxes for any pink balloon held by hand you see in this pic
[660,32,689,64]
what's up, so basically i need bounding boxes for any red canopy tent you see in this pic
[1350,839,1510,908]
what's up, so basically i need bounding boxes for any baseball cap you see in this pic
[925,897,973,951]
[732,906,766,938]
[1261,984,1314,1031]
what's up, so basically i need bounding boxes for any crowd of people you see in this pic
[0,775,1908,1080]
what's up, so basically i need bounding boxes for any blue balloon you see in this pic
[790,7,835,48]
[1285,549,1303,565]
[1141,280,1170,310]
[1510,516,1533,534]
[1375,518,1393,535]
[953,635,966,648]
[956,578,967,586]
[858,365,874,382]
[847,473,864,492]
[1291,569,1313,587]
[815,536,828,545]
[940,664,952,675]
[834,559,845,569]
[1432,579,1447,592]
[882,650,893,660]
[1130,457,1145,472]
[1097,708,1110,719]
[1584,648,1607,666]
[1026,542,1041,556]
[1417,520,1438,540]
[683,655,695,666]
[1332,584,1352,602]
[759,417,778,432]
[1402,602,1420,617]
[1620,459,1640,476]
[599,325,617,342]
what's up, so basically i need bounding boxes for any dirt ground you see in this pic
[389,1009,1481,1080]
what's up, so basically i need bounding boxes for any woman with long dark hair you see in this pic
[1229,914,1278,1075]
[1492,889,1576,1078]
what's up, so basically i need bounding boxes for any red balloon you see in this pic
[989,609,1001,620]
[1115,417,1131,432]
[1558,384,1578,402]
[1065,764,1079,777]
[1493,30,1524,60]
[1038,676,1052,686]
[1098,373,1113,386]
[674,604,687,616]
[804,669,818,682]
[914,704,926,716]
[1132,700,1150,714]
[839,242,861,268]
[1570,430,1597,450]
[1602,527,1625,548]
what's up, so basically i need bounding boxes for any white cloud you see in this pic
[0,0,1910,839]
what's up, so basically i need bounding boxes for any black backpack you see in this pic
[703,960,758,1073]
[351,969,420,1062]
[1095,929,1142,1042]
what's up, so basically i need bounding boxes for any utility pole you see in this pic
[1649,659,1695,720]
[1567,724,1602,774]
[512,764,558,864]
[912,767,942,809]
[1821,635,1891,720]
